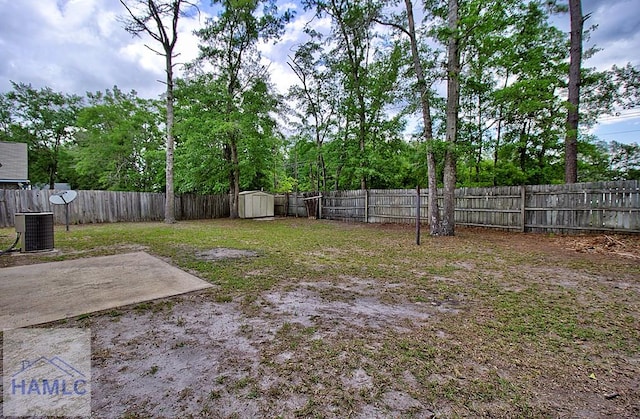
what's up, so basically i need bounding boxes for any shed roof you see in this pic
[239,190,272,196]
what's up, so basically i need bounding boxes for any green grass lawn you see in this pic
[1,218,638,417]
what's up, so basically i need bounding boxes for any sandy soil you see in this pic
[1,228,638,418]
[91,233,639,417]
[87,278,452,418]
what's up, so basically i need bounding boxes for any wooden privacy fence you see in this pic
[276,180,640,234]
[0,189,229,227]
[2,182,637,233]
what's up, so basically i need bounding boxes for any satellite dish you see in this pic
[49,190,78,205]
[49,190,78,231]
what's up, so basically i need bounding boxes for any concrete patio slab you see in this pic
[0,252,212,329]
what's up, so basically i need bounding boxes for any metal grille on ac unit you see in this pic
[14,212,54,252]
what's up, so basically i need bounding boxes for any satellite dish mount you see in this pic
[49,190,78,231]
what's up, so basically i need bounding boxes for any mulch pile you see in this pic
[556,234,640,260]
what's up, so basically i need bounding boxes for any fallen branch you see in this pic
[604,235,625,248]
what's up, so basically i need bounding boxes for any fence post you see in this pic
[520,185,526,232]
[364,189,368,223]
[416,185,421,245]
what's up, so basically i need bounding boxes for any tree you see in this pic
[298,0,407,192]
[609,141,640,180]
[398,0,442,234]
[173,75,230,194]
[382,0,493,234]
[5,82,82,188]
[119,0,196,223]
[287,41,339,192]
[173,74,282,195]
[74,87,164,191]
[440,0,460,235]
[565,0,584,183]
[313,0,374,191]
[609,64,640,110]
[455,0,518,186]
[193,0,292,218]
[0,93,14,142]
[576,136,613,182]
[488,1,568,185]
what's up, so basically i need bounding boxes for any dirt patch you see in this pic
[90,296,265,418]
[196,248,259,261]
[260,281,441,332]
[1,223,638,417]
[84,286,452,418]
[41,275,465,418]
[74,269,635,417]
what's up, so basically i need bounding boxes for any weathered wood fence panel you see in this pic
[0,190,229,227]
[525,181,639,233]
[368,189,422,224]
[323,190,365,222]
[275,193,320,217]
[176,194,229,220]
[455,185,524,231]
[275,180,639,234]
[290,194,308,217]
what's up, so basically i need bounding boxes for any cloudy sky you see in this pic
[0,0,638,143]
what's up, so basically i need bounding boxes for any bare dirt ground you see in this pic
[1,223,639,418]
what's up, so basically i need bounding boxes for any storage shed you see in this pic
[238,191,274,219]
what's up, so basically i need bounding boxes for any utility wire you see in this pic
[598,112,640,121]
[0,233,21,256]
[595,128,640,136]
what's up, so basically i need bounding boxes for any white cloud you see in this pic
[0,0,638,144]
[0,0,206,98]
[96,9,119,38]
[582,0,640,70]
[119,43,164,75]
[265,59,296,94]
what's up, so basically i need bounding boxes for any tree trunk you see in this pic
[565,0,583,184]
[333,2,368,191]
[118,0,182,224]
[165,52,176,223]
[359,95,367,191]
[318,152,327,192]
[493,71,509,186]
[493,117,502,186]
[224,62,239,218]
[404,0,441,235]
[49,138,59,190]
[230,136,240,219]
[442,0,460,236]
[475,94,482,183]
[48,165,56,190]
[519,122,528,172]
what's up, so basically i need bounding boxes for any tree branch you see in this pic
[144,43,165,56]
[372,18,410,37]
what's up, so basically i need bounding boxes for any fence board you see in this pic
[0,190,229,227]
[274,180,639,234]
[524,181,639,233]
[322,190,366,222]
[6,182,631,232]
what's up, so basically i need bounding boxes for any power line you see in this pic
[595,128,640,136]
[598,112,640,122]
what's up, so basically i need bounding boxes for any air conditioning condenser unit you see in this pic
[14,212,55,252]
